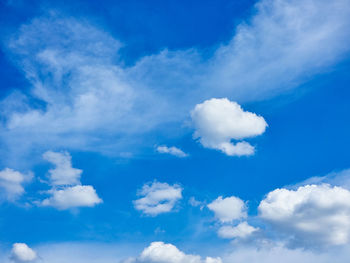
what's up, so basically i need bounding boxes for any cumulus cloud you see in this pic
[207,196,247,223]
[207,195,258,240]
[41,185,102,210]
[11,243,37,262]
[259,184,350,247]
[136,242,222,263]
[0,168,32,201]
[218,222,259,239]
[156,146,188,158]
[191,98,267,156]
[133,182,182,216]
[1,0,350,162]
[40,151,102,210]
[43,151,82,186]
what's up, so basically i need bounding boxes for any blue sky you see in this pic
[1,0,350,262]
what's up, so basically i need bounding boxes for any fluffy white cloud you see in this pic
[11,243,37,262]
[0,168,32,201]
[40,151,102,210]
[259,184,350,247]
[41,185,102,210]
[137,242,222,263]
[218,222,259,239]
[191,98,267,156]
[207,196,247,223]
[1,0,350,162]
[133,182,182,216]
[43,151,82,186]
[156,146,188,158]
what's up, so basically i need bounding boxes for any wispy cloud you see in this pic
[156,145,188,158]
[0,168,32,201]
[1,0,350,162]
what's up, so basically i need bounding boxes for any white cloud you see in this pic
[137,242,222,263]
[209,0,350,100]
[259,184,350,247]
[218,222,259,239]
[191,98,267,156]
[4,240,350,263]
[207,196,247,223]
[188,197,205,210]
[43,151,82,186]
[221,244,350,263]
[40,151,102,210]
[133,182,182,216]
[156,146,188,158]
[1,0,350,162]
[0,168,32,201]
[11,243,37,262]
[41,185,102,210]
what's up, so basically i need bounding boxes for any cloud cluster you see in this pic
[259,183,350,247]
[208,196,258,240]
[1,0,350,161]
[0,168,32,201]
[133,182,182,216]
[40,151,102,210]
[11,243,37,262]
[191,98,267,156]
[156,146,188,158]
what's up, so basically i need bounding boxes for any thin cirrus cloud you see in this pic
[133,181,183,216]
[0,168,32,202]
[191,98,267,156]
[1,0,350,162]
[156,145,188,158]
[40,151,102,210]
[11,243,37,263]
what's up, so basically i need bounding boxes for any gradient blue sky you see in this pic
[1,0,350,262]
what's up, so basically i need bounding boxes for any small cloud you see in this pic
[188,197,205,210]
[43,151,82,186]
[41,185,102,210]
[208,195,258,240]
[156,145,189,158]
[0,168,32,201]
[207,196,247,223]
[218,222,259,239]
[11,243,37,262]
[133,181,182,216]
[191,98,267,156]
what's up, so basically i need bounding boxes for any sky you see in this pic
[0,0,350,262]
